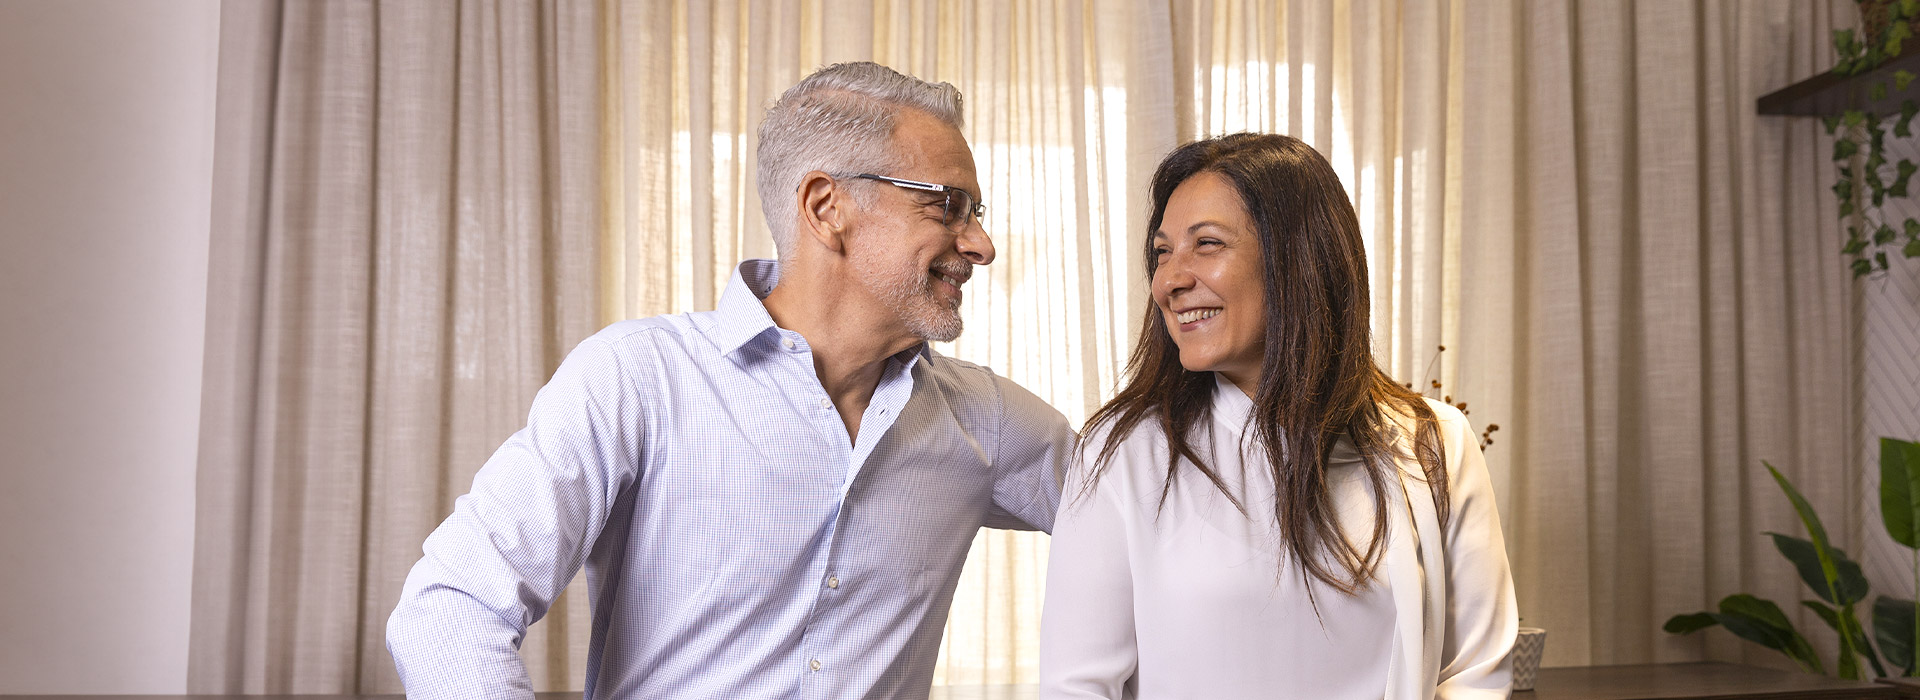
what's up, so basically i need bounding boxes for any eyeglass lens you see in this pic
[943,190,983,231]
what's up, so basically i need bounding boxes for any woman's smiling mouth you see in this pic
[1174,307,1221,326]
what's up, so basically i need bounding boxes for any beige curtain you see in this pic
[1458,0,1862,668]
[189,0,602,693]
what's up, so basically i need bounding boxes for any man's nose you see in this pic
[956,221,995,265]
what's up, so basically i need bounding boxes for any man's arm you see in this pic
[984,374,1074,533]
[387,335,649,699]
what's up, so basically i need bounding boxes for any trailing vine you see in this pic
[1825,0,1920,277]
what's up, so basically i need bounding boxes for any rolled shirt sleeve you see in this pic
[386,336,648,699]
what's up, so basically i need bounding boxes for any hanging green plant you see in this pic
[1825,0,1920,277]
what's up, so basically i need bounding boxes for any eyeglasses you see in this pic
[853,174,987,233]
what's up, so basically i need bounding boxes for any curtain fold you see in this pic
[189,0,602,692]
[1457,0,1862,667]
[193,0,1869,692]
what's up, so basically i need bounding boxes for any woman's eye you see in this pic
[1198,238,1223,247]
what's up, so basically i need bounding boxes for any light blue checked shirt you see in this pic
[388,260,1072,700]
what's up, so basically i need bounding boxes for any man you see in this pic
[387,62,1073,699]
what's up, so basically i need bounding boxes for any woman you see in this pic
[1039,133,1515,700]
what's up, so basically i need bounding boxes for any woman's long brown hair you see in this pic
[1082,133,1449,597]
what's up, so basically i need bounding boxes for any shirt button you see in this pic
[819,397,832,409]
[827,575,840,589]
[782,337,795,350]
[810,659,823,671]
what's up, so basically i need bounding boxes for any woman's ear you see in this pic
[796,171,849,254]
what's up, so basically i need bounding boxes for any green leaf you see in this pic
[1836,179,1856,202]
[1856,258,1876,277]
[1846,238,1870,255]
[1902,70,1920,92]
[1666,612,1721,634]
[1880,250,1892,268]
[1838,138,1862,162]
[1849,109,1871,127]
[1770,533,1871,605]
[1881,225,1901,245]
[1766,460,1865,684]
[1907,238,1920,257]
[1842,199,1857,218]
[1905,219,1920,237]
[1838,28,1859,52]
[1906,0,1920,19]
[1877,81,1893,102]
[1804,599,1886,676]
[1878,596,1917,675]
[1883,438,1920,549]
[1806,599,1844,630]
[1851,604,1890,678]
[1717,594,1827,674]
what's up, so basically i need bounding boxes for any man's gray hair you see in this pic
[757,62,965,265]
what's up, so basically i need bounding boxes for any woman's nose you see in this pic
[1154,253,1195,299]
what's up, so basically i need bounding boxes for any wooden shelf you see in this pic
[1759,43,1920,117]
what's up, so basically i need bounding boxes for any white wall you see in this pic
[0,0,221,693]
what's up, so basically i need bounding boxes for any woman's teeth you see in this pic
[1176,308,1220,324]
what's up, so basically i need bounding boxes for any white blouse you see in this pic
[1040,376,1517,700]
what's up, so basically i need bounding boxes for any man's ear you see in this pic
[796,171,851,254]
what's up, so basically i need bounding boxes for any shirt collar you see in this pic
[707,259,934,365]
[709,259,783,357]
[1213,373,1254,428]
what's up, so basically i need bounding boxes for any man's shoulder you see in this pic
[915,352,1069,430]
[914,351,1003,398]
[584,313,710,354]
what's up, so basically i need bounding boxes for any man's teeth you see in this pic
[1177,308,1220,324]
[936,272,963,287]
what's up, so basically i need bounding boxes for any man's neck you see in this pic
[761,261,922,441]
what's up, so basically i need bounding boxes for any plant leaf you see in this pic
[1838,138,1862,162]
[1906,238,1920,257]
[1881,225,1901,245]
[1770,533,1871,605]
[1767,462,1864,674]
[1716,594,1827,674]
[1849,603,1889,678]
[1883,438,1920,548]
[1666,612,1721,634]
[1902,69,1920,92]
[1806,599,1843,631]
[1877,596,1917,675]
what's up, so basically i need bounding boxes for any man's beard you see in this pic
[853,251,969,342]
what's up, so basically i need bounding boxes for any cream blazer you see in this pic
[1039,377,1517,699]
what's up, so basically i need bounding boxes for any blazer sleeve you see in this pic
[1433,407,1520,699]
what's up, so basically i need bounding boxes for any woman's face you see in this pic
[1151,171,1268,393]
